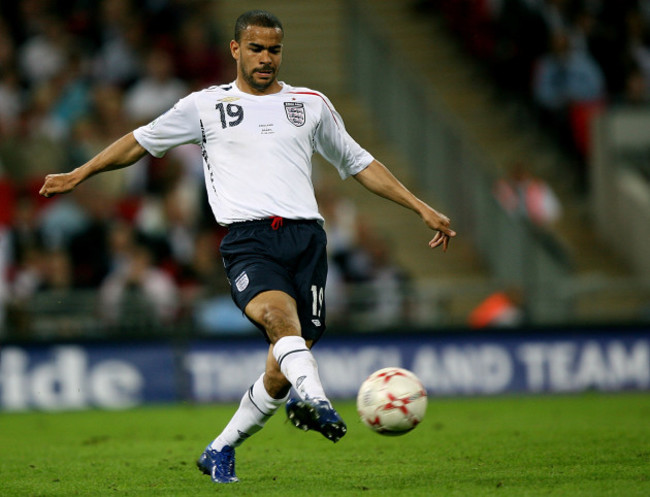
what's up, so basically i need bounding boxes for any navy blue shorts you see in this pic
[220,218,328,344]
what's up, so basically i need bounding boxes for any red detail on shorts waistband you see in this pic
[271,216,283,230]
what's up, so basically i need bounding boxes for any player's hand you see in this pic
[39,172,79,198]
[422,209,456,252]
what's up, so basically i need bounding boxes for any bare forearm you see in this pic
[40,132,147,197]
[353,160,426,215]
[353,159,456,250]
[71,132,146,184]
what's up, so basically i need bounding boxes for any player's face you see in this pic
[231,26,283,95]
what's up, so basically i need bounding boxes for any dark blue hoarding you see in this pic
[1,330,649,411]
[0,342,177,411]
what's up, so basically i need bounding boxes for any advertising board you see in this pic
[1,331,648,411]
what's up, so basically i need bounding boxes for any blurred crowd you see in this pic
[0,0,411,339]
[417,0,650,182]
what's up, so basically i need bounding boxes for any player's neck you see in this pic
[235,78,283,96]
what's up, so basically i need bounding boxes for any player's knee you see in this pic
[258,303,300,342]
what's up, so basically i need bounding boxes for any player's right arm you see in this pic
[39,132,147,198]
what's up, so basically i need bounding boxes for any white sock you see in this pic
[272,335,328,402]
[210,373,288,451]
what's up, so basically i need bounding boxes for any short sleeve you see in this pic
[133,93,201,158]
[314,95,374,179]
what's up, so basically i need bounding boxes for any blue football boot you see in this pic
[285,398,347,443]
[196,445,239,483]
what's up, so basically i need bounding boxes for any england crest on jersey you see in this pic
[284,102,305,127]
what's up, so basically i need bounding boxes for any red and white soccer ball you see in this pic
[356,367,427,435]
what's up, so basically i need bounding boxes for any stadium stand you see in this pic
[2,0,649,340]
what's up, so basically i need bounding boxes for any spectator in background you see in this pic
[187,229,255,335]
[99,242,178,327]
[160,185,200,267]
[17,15,70,87]
[131,181,201,274]
[14,81,68,181]
[67,186,114,288]
[532,30,606,164]
[106,218,136,274]
[12,248,75,299]
[9,193,45,267]
[10,246,46,311]
[533,31,606,120]
[174,15,229,91]
[7,246,77,338]
[38,187,89,250]
[177,228,224,300]
[92,2,145,87]
[494,161,562,228]
[364,235,411,327]
[43,51,92,141]
[316,184,375,284]
[468,289,525,329]
[91,84,132,142]
[124,47,188,125]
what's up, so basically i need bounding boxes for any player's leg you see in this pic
[205,349,290,444]
[244,290,346,442]
[197,346,291,484]
[198,220,344,483]
[244,290,331,402]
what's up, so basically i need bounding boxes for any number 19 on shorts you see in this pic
[311,285,324,318]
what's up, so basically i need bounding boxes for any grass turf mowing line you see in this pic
[1,393,649,496]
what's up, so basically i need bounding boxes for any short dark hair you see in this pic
[234,10,283,42]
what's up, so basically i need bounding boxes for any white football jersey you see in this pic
[133,81,374,225]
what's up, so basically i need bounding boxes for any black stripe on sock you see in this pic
[248,386,272,417]
[277,348,310,369]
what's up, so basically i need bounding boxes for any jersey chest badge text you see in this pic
[284,102,306,127]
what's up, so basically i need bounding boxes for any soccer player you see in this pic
[39,10,456,484]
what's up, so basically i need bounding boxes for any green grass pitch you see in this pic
[2,393,649,496]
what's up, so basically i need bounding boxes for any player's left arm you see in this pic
[353,160,456,251]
